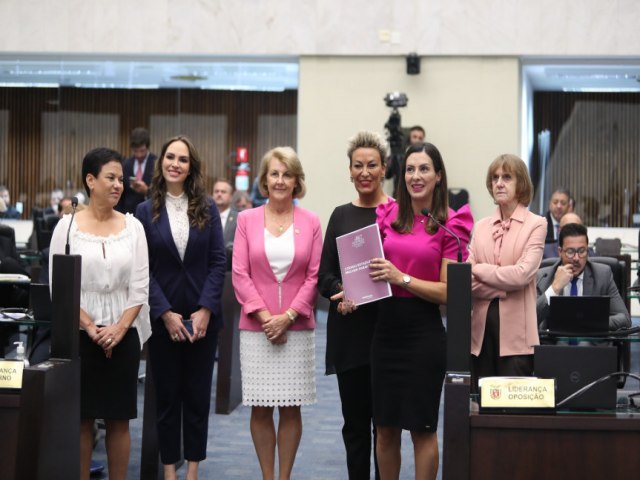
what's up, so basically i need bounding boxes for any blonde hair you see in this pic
[257,146,306,199]
[347,131,387,166]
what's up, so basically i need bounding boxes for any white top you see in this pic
[165,192,190,260]
[49,213,151,348]
[219,207,230,229]
[264,225,294,282]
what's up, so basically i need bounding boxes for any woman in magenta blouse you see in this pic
[368,142,473,480]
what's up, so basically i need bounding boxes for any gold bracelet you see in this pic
[285,309,296,324]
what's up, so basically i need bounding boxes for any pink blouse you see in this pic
[376,200,473,298]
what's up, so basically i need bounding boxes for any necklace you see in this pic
[266,205,293,233]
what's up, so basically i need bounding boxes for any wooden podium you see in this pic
[0,254,81,480]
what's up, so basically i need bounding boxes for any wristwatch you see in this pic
[402,274,411,287]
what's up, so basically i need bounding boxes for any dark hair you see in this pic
[391,142,448,234]
[130,127,151,148]
[552,187,571,199]
[214,178,234,192]
[81,148,123,197]
[409,125,426,136]
[149,135,211,230]
[485,154,533,206]
[559,223,588,247]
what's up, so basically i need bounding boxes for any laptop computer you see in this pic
[548,295,610,334]
[534,345,617,410]
[29,283,52,322]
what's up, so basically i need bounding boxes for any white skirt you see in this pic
[240,329,317,407]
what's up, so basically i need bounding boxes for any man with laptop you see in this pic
[536,222,630,331]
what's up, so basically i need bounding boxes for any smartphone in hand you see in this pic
[183,319,194,336]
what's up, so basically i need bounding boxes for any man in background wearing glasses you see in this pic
[535,222,630,330]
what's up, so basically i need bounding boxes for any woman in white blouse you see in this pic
[49,147,150,480]
[136,136,226,480]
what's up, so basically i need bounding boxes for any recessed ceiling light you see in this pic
[170,74,207,81]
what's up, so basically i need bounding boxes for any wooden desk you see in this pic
[469,412,640,479]
[442,378,640,480]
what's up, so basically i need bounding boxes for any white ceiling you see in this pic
[0,55,299,91]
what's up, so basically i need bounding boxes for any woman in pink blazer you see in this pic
[468,154,546,391]
[232,146,322,480]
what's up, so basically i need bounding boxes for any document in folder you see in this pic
[336,223,392,306]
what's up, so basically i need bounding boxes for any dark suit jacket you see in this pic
[136,199,226,332]
[544,210,556,243]
[536,260,631,330]
[222,208,238,270]
[117,153,157,215]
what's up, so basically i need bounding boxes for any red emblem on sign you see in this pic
[490,388,501,400]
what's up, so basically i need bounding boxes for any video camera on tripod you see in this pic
[383,92,408,197]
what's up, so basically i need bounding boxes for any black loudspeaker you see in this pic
[406,53,420,75]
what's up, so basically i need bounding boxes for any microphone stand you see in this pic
[64,197,78,255]
[421,208,463,262]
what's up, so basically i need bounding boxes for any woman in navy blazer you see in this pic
[136,135,226,480]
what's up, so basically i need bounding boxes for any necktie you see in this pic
[554,223,560,240]
[570,277,578,296]
[568,277,579,345]
[136,161,144,181]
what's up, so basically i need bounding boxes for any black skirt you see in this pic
[371,297,446,432]
[79,329,140,420]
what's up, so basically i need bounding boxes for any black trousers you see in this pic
[148,327,218,464]
[336,365,380,480]
[471,299,533,393]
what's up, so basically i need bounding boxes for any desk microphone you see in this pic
[65,196,78,255]
[421,208,463,263]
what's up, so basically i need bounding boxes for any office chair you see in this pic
[0,224,19,262]
[594,237,622,257]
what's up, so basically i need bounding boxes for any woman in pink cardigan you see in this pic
[232,146,322,480]
[468,154,546,391]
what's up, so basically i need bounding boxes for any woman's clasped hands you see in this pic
[262,313,289,345]
[89,323,126,359]
[161,308,210,344]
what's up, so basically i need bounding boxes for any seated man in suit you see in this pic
[542,211,594,259]
[536,222,630,330]
[544,188,571,244]
[0,185,21,219]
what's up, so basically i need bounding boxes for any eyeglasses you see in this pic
[561,247,588,258]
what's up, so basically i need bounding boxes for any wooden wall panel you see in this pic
[532,92,640,227]
[0,110,8,187]
[0,87,297,217]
